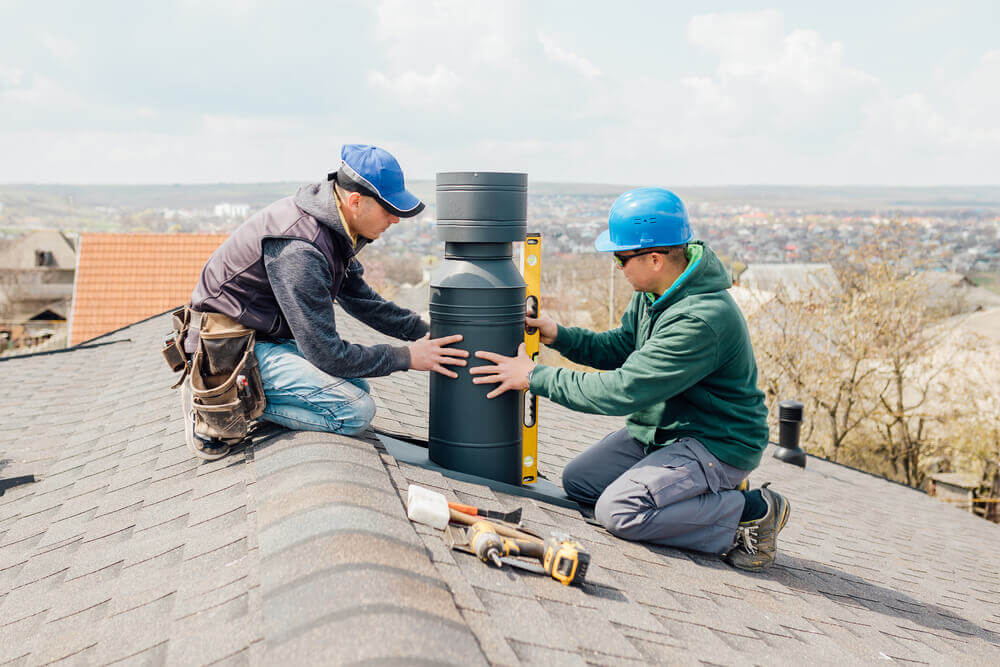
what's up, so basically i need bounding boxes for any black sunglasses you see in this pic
[613,249,662,268]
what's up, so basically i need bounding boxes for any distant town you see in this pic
[2,183,999,276]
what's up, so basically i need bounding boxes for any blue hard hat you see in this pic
[595,187,692,252]
[329,144,425,218]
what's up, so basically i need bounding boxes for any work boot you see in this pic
[724,483,790,572]
[181,378,231,461]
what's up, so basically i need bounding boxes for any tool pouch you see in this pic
[188,312,266,443]
[162,307,191,377]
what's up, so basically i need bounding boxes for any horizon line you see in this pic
[3,181,1000,189]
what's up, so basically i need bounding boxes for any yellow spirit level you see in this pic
[522,233,541,485]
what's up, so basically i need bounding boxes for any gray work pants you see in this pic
[562,429,749,555]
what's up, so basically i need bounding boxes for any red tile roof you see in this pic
[69,233,227,345]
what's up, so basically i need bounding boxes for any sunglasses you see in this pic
[613,249,662,268]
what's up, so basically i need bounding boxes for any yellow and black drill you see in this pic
[468,520,544,566]
[466,520,590,586]
[541,531,590,586]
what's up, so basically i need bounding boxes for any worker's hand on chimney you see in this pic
[470,343,536,399]
[408,333,469,378]
[526,313,558,345]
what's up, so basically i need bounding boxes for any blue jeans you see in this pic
[254,339,376,436]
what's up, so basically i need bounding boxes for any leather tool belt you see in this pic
[163,306,266,443]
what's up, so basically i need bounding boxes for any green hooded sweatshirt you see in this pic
[528,242,769,470]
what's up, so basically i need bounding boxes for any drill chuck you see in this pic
[469,521,506,566]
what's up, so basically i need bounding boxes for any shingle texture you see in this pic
[69,234,227,345]
[2,305,999,665]
[0,317,260,665]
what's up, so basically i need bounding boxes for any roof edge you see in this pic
[1,306,178,362]
[789,444,933,494]
[0,337,130,363]
[73,306,178,347]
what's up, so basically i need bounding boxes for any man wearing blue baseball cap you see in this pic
[177,144,468,461]
[472,187,789,571]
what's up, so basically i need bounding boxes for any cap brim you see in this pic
[378,189,425,218]
[594,229,641,252]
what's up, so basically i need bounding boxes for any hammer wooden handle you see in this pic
[448,508,539,542]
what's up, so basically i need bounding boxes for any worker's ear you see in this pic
[346,191,362,210]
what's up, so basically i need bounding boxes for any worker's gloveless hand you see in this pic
[470,343,536,399]
[408,333,469,378]
[526,312,557,345]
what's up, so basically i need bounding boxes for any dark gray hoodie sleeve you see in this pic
[338,258,429,341]
[262,238,411,378]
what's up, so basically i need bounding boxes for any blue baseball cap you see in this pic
[328,144,425,218]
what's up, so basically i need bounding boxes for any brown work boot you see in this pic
[724,483,790,572]
[182,378,231,461]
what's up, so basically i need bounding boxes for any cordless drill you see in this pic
[468,520,543,566]
[542,531,590,586]
[466,521,590,586]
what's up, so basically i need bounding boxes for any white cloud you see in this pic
[567,10,998,184]
[687,10,786,73]
[39,31,77,61]
[372,0,513,68]
[683,10,878,137]
[0,64,25,90]
[849,49,1000,181]
[200,113,306,137]
[537,32,601,79]
[946,49,1000,139]
[0,121,347,183]
[367,65,462,110]
[687,10,875,95]
[0,72,81,109]
[672,11,1000,183]
[1,3,997,185]
[366,0,524,114]
[178,0,257,18]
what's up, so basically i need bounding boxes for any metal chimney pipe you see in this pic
[773,400,807,468]
[428,172,527,485]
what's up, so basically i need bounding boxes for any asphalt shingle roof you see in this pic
[2,307,999,665]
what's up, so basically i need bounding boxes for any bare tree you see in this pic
[748,220,998,488]
[748,280,881,461]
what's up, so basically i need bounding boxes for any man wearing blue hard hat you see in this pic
[472,187,787,571]
[175,144,468,461]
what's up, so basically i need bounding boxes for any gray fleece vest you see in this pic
[190,196,348,340]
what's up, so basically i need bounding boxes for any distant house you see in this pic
[0,229,77,270]
[929,463,1000,523]
[738,263,842,301]
[0,230,77,352]
[912,270,1000,315]
[68,233,227,346]
[214,202,251,219]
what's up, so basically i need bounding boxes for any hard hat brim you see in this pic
[594,229,643,253]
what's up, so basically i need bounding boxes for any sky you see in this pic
[1,0,998,185]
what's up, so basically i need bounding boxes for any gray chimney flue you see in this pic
[428,172,528,485]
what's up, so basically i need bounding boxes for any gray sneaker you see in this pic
[724,483,790,572]
[181,378,231,461]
